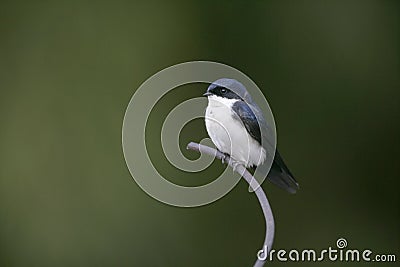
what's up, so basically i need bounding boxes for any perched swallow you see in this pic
[204,78,299,193]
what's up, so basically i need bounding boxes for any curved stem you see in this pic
[186,142,274,267]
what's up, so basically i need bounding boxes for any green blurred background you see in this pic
[1,1,399,266]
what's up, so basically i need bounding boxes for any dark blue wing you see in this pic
[231,101,262,145]
[232,100,299,193]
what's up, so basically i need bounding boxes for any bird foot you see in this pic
[220,152,230,164]
[232,161,241,173]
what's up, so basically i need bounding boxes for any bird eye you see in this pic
[220,88,227,93]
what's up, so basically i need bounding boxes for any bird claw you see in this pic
[218,153,245,176]
[232,161,240,172]
[220,152,229,164]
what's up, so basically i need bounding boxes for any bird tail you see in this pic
[267,150,299,193]
[251,150,299,193]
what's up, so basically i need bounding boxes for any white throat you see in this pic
[207,95,238,108]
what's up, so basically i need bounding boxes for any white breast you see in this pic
[205,95,266,167]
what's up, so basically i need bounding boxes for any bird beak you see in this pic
[203,92,212,97]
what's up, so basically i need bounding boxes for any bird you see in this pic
[203,78,299,193]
